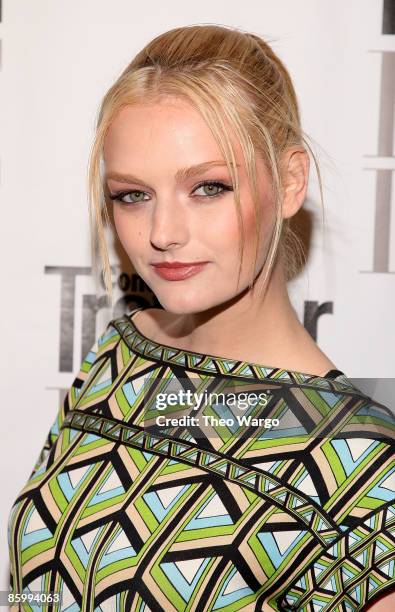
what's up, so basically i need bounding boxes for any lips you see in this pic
[152,261,208,268]
[151,262,209,281]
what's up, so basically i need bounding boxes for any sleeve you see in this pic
[28,321,115,479]
[280,492,395,610]
[278,393,395,610]
[7,320,118,602]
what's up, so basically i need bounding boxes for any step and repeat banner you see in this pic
[1,0,394,590]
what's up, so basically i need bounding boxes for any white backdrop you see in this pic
[1,0,394,592]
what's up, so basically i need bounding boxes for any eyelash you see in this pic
[108,180,233,206]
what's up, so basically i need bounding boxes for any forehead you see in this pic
[101,97,271,192]
[102,97,243,167]
[104,98,211,142]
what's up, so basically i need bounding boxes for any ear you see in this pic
[281,148,310,220]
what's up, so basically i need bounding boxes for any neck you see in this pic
[162,256,309,366]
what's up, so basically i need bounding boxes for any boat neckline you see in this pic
[119,306,345,382]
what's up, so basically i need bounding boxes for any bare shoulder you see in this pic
[299,350,338,377]
[288,327,338,376]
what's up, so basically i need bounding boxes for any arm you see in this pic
[7,320,117,595]
[28,322,113,478]
[280,498,395,610]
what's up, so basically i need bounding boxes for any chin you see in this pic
[154,285,244,316]
[153,290,215,315]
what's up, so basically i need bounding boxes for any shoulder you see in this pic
[326,388,394,525]
[90,319,122,360]
[77,318,124,387]
[281,388,394,609]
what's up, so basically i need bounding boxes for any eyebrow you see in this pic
[105,160,238,185]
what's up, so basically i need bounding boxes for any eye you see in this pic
[192,180,233,198]
[108,190,149,205]
[107,180,233,207]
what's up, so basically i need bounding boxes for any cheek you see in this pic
[113,209,141,250]
[203,204,245,247]
[243,196,276,246]
[210,202,267,255]
[199,207,257,266]
[228,200,275,268]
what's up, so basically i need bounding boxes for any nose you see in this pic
[149,197,189,250]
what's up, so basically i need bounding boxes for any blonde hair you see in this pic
[87,24,324,306]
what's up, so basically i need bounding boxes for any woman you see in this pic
[8,24,395,611]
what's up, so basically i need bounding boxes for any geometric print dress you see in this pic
[7,306,395,611]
